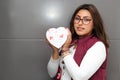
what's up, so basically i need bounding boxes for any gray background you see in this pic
[0,0,120,80]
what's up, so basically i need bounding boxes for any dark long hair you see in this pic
[70,4,109,48]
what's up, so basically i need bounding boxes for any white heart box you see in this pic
[46,27,68,48]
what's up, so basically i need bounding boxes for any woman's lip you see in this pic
[76,27,84,31]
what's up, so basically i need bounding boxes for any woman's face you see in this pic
[74,9,93,37]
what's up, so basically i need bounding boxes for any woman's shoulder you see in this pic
[92,41,105,49]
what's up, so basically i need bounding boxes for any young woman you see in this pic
[47,4,109,80]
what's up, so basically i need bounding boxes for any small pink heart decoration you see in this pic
[46,27,68,48]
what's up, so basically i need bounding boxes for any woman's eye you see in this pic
[75,17,80,20]
[84,19,91,21]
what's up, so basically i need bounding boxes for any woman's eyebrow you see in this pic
[83,16,92,18]
[75,15,92,18]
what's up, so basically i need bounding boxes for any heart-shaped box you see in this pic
[46,27,68,48]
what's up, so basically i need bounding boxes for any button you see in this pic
[62,61,64,64]
[63,66,65,69]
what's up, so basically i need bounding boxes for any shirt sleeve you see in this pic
[47,56,60,78]
[63,42,106,80]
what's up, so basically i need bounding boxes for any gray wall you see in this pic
[0,0,120,80]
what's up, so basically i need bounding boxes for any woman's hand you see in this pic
[62,28,72,51]
[46,39,59,53]
[46,39,59,59]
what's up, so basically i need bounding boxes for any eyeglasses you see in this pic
[74,16,92,25]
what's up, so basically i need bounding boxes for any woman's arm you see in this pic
[63,42,106,80]
[47,56,60,78]
[46,38,60,78]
